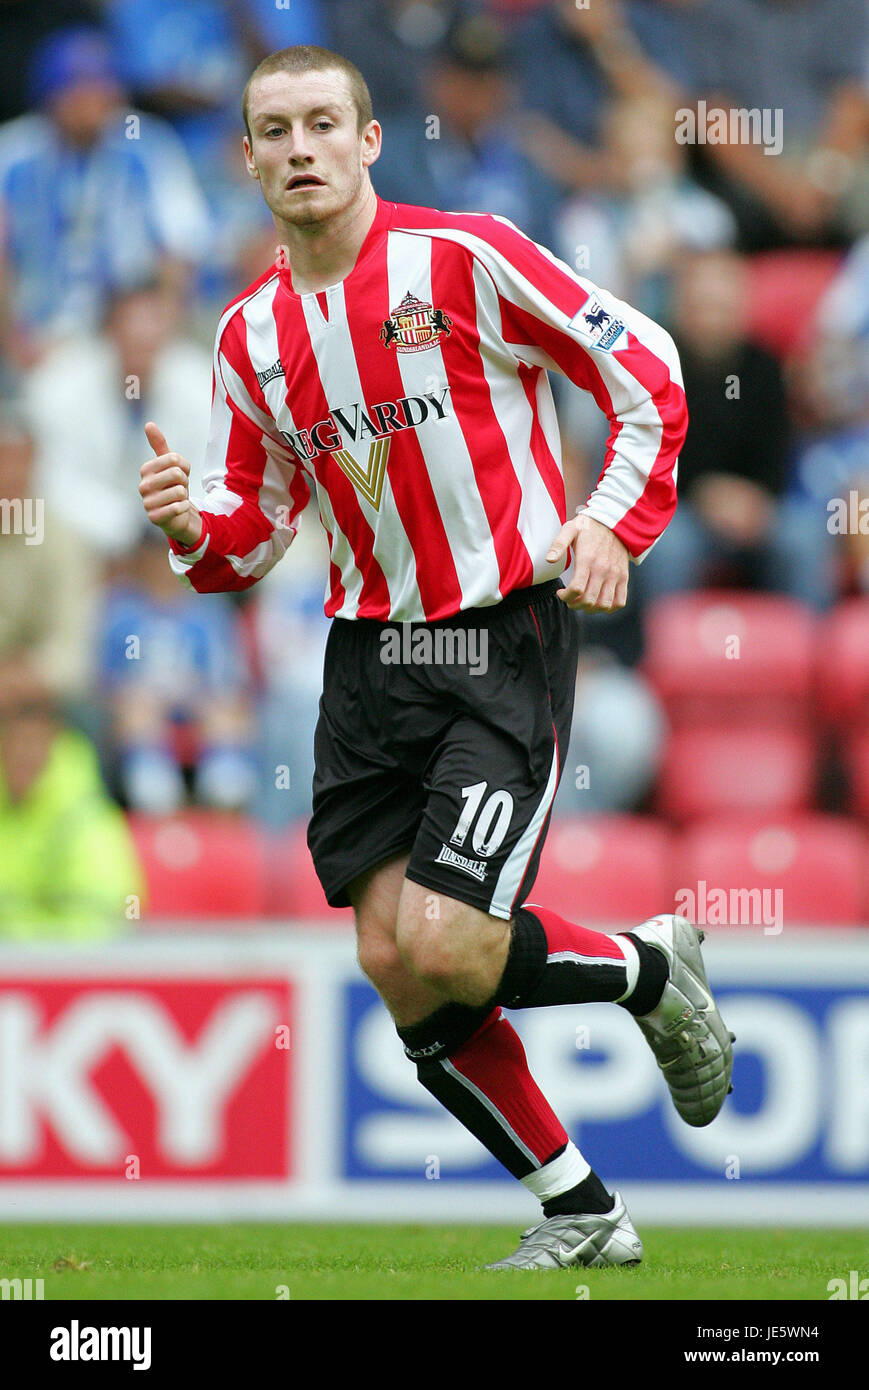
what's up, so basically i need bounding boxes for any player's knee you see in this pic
[356,924,403,993]
[395,912,465,992]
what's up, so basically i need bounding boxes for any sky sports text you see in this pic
[50,1322,151,1371]
[0,982,291,1173]
[346,984,869,1182]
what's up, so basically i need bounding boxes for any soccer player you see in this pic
[139,45,734,1269]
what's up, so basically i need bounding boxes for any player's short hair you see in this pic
[242,45,374,139]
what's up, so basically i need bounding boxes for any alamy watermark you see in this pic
[675,100,783,157]
[0,1276,44,1300]
[50,1323,151,1370]
[827,491,869,535]
[0,496,44,545]
[380,623,488,677]
[827,1270,868,1299]
[675,883,783,935]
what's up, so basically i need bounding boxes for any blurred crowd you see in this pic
[1,0,869,935]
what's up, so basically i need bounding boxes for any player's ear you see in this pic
[361,120,382,169]
[242,135,260,181]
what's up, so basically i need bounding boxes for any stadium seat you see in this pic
[643,592,818,728]
[530,816,676,925]
[266,822,354,924]
[744,249,843,359]
[818,598,869,728]
[656,725,816,822]
[128,811,268,920]
[675,814,868,926]
[846,728,869,821]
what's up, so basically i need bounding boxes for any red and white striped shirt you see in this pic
[169,197,687,621]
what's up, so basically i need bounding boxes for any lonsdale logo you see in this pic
[280,389,451,510]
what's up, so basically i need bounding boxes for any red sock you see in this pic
[416,1006,577,1181]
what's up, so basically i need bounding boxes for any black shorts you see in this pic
[307,580,580,920]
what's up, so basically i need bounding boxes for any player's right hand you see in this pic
[139,421,203,548]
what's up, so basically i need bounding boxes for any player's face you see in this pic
[243,69,380,229]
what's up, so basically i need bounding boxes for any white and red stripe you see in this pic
[523,904,639,999]
[440,1008,571,1172]
[170,198,687,619]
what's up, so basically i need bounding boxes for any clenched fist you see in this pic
[139,421,203,548]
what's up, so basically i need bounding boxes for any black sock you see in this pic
[495,908,632,1009]
[543,1169,615,1218]
[618,932,669,1016]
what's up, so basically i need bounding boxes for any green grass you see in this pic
[0,1224,860,1300]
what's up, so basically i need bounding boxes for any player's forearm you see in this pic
[817,84,869,158]
[519,113,613,193]
[585,337,686,561]
[588,27,678,106]
[581,466,678,563]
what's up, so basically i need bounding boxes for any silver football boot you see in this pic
[486,1193,643,1270]
[629,913,735,1127]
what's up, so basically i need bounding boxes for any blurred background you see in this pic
[0,0,868,1225]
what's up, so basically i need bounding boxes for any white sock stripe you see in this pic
[615,935,640,1001]
[520,1140,591,1202]
[547,949,630,968]
[439,1058,540,1169]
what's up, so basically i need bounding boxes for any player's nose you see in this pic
[285,130,315,164]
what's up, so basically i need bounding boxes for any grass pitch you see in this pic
[0,1224,860,1300]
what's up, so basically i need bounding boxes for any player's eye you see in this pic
[264,126,284,138]
[313,120,333,131]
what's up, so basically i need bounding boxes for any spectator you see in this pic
[98,530,258,815]
[102,0,245,168]
[514,0,695,197]
[249,520,333,827]
[815,232,869,342]
[374,11,560,246]
[328,0,460,117]
[0,679,144,941]
[788,320,869,595]
[24,280,212,562]
[639,249,837,610]
[679,0,869,250]
[555,94,736,322]
[483,0,548,22]
[0,26,211,371]
[101,0,325,176]
[552,90,735,522]
[0,407,99,705]
[554,653,667,815]
[192,128,278,320]
[235,0,326,61]
[0,0,95,126]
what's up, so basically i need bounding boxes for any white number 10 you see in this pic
[450,781,515,858]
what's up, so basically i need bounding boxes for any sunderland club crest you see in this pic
[380,291,452,354]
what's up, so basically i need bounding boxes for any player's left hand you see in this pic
[546,513,630,613]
